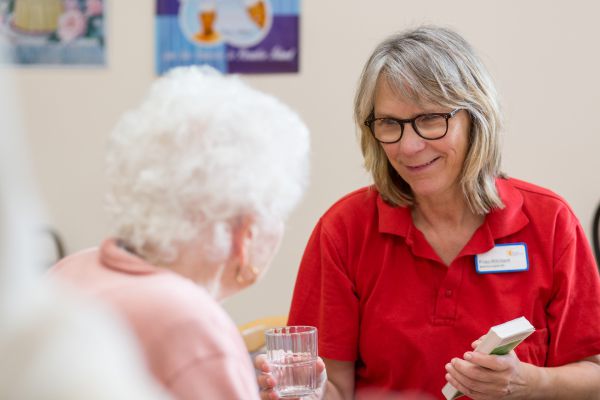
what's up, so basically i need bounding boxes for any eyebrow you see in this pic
[373,109,445,119]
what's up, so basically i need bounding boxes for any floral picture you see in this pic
[0,0,105,66]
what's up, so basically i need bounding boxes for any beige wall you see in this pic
[13,0,600,324]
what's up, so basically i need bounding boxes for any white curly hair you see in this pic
[105,66,310,266]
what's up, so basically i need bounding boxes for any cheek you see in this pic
[379,144,397,165]
[250,221,284,269]
[453,136,470,164]
[443,128,470,164]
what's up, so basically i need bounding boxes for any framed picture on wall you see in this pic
[0,0,105,66]
[156,0,299,74]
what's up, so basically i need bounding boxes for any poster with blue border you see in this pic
[0,0,105,66]
[156,0,299,74]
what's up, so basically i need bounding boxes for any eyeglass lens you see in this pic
[372,114,448,143]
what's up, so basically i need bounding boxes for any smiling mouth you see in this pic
[407,156,440,170]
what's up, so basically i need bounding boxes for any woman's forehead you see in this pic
[374,76,441,111]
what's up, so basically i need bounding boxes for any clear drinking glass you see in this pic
[265,326,318,398]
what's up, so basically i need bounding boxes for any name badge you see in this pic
[475,243,529,274]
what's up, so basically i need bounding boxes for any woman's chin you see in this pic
[410,185,441,200]
[409,179,460,203]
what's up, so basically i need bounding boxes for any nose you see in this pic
[397,123,426,155]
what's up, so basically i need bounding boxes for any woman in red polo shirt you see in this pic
[257,25,600,400]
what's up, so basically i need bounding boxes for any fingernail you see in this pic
[266,377,275,386]
[445,363,451,371]
[464,352,472,360]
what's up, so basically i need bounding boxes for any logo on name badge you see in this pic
[475,243,529,274]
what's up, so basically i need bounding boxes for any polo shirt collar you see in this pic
[376,177,529,242]
[99,238,163,275]
[486,177,529,238]
[377,194,412,237]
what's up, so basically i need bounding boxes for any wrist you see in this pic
[515,362,551,400]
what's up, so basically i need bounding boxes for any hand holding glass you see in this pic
[265,326,318,398]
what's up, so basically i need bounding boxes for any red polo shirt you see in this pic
[288,177,600,399]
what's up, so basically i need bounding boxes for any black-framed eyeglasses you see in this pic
[364,108,462,144]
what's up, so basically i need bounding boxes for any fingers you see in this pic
[444,370,488,400]
[316,357,326,375]
[256,355,328,400]
[257,370,279,400]
[254,353,271,373]
[445,355,513,399]
[257,372,276,389]
[259,389,275,400]
[464,351,514,372]
[445,362,500,400]
[471,334,486,349]
[447,357,493,386]
[316,357,328,391]
[255,354,278,400]
[258,379,278,400]
[259,389,281,400]
[444,371,483,400]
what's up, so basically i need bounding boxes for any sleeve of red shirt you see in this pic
[545,209,600,366]
[288,219,360,361]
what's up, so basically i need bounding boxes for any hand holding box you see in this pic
[442,316,535,400]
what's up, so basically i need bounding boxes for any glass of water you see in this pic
[265,326,318,398]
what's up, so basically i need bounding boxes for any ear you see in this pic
[230,215,254,270]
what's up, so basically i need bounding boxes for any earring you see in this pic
[235,267,244,284]
[236,265,259,284]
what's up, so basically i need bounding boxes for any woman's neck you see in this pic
[412,191,475,229]
[411,193,485,266]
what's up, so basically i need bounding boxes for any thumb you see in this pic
[316,357,326,375]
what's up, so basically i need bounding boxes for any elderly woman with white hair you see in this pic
[49,66,309,399]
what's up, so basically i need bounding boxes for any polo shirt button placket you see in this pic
[432,258,464,325]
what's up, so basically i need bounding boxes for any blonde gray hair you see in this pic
[105,66,309,265]
[355,25,504,214]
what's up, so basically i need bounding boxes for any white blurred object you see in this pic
[0,41,170,400]
[0,283,171,400]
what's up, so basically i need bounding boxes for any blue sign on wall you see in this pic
[156,0,299,74]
